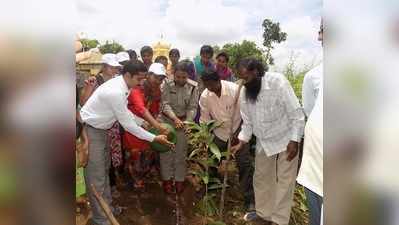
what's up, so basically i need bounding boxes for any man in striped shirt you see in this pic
[231,58,305,225]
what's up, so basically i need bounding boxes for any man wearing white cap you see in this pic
[116,51,130,66]
[115,51,131,78]
[80,53,120,105]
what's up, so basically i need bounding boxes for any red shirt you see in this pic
[123,84,161,150]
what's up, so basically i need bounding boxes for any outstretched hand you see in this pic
[154,135,175,149]
[158,124,170,135]
[174,118,184,129]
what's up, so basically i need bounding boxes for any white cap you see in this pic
[148,63,167,76]
[102,53,121,67]
[116,51,130,63]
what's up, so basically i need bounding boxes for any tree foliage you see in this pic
[214,40,267,76]
[98,40,125,54]
[283,51,317,101]
[262,18,287,65]
[80,38,99,51]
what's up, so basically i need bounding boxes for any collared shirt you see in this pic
[297,84,323,197]
[80,76,155,142]
[161,78,199,121]
[238,72,305,156]
[302,63,323,117]
[199,80,242,142]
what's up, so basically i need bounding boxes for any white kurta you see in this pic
[297,83,323,197]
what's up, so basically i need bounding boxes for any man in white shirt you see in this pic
[298,19,323,225]
[302,64,323,117]
[232,58,305,225]
[199,69,255,213]
[80,60,172,225]
[302,19,323,117]
[297,85,323,225]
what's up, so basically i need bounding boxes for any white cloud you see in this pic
[76,0,322,69]
[272,16,322,72]
[162,0,246,57]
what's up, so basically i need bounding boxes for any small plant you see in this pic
[289,184,309,225]
[184,120,224,224]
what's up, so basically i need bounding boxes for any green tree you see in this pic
[80,38,99,51]
[262,18,287,65]
[98,40,125,54]
[217,40,267,76]
[212,45,221,56]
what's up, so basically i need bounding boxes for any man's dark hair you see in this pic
[127,49,137,60]
[123,60,148,76]
[200,69,220,82]
[237,58,267,102]
[200,45,214,57]
[174,60,192,74]
[216,52,229,62]
[235,57,251,70]
[247,58,266,77]
[169,48,180,57]
[140,45,153,56]
[154,55,168,63]
[236,57,268,73]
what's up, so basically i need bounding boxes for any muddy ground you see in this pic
[78,171,252,225]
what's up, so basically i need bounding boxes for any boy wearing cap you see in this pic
[160,60,199,194]
[123,63,169,190]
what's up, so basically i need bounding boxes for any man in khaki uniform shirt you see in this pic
[161,60,199,194]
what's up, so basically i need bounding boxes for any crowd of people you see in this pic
[75,21,323,225]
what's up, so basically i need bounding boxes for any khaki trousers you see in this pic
[254,144,298,225]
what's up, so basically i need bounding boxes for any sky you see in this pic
[76,0,322,71]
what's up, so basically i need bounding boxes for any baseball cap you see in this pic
[116,51,130,63]
[102,53,121,67]
[148,63,167,76]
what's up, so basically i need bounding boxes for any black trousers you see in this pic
[213,135,255,208]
